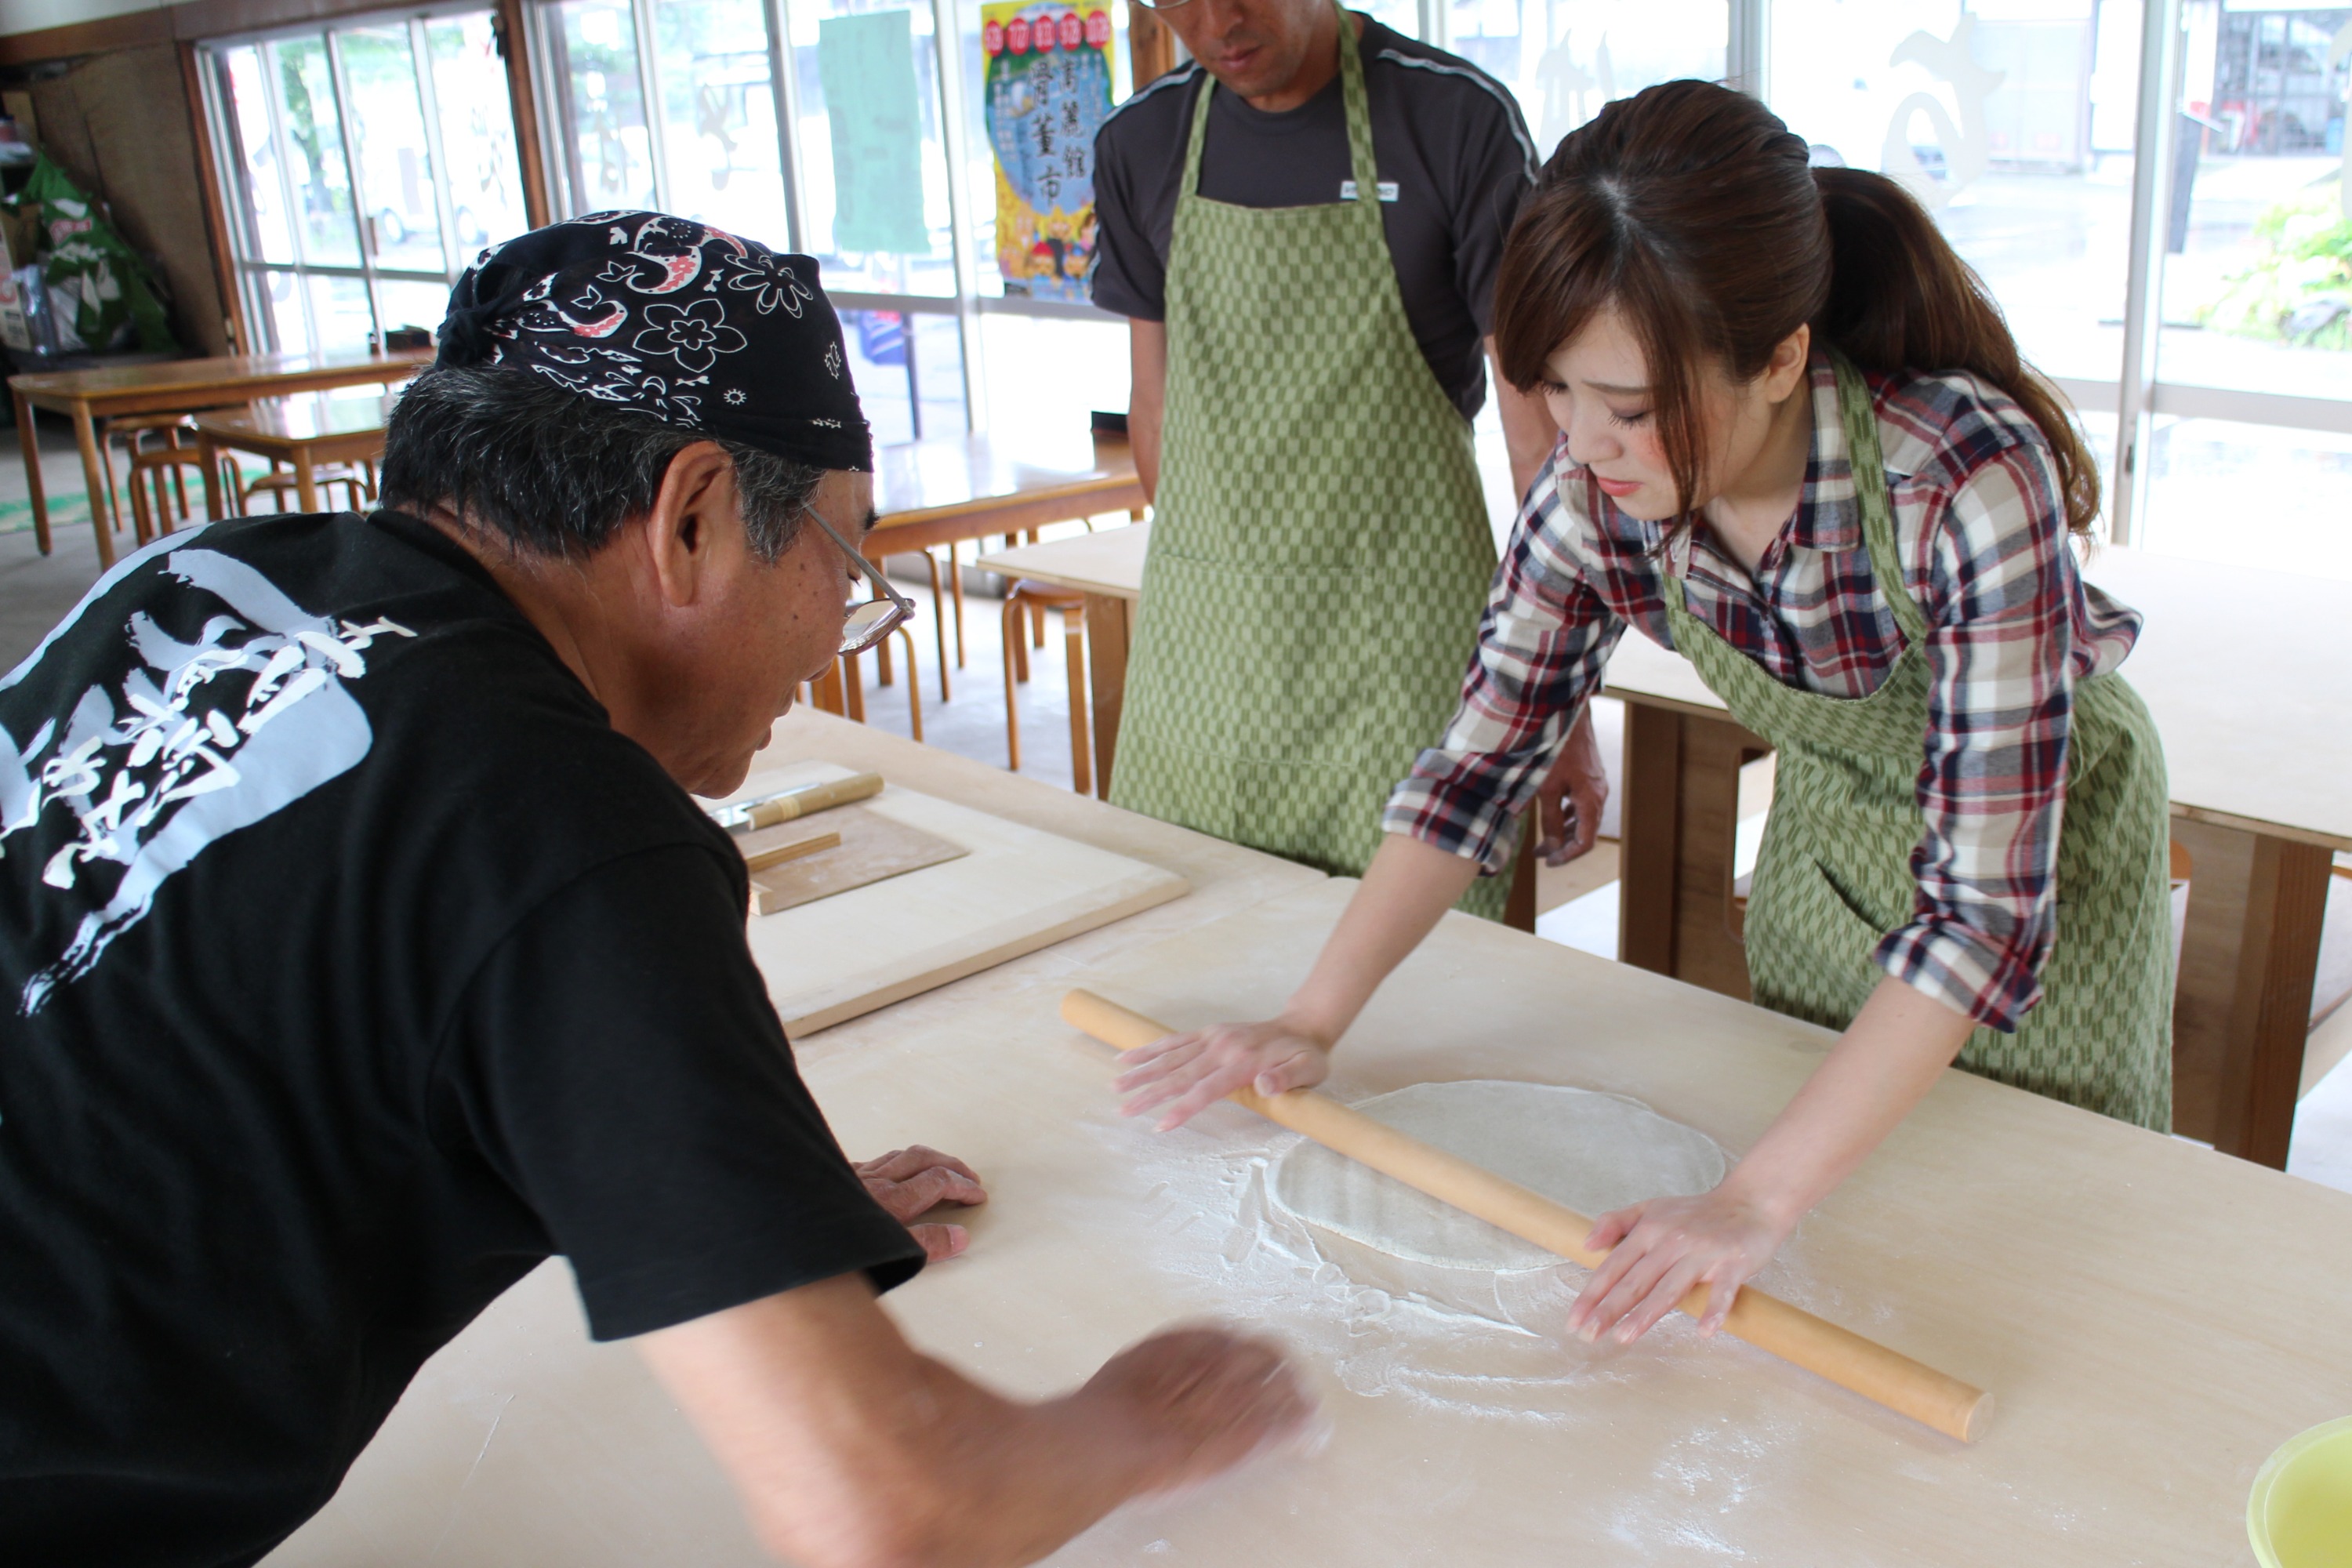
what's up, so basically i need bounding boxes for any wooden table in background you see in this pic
[8,347,430,568]
[264,710,2352,1566]
[191,392,401,521]
[976,519,1150,798]
[869,429,1143,553]
[1603,546,2352,1170]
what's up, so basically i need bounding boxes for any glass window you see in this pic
[1769,0,2139,387]
[784,0,959,296]
[545,0,662,212]
[203,9,528,356]
[2159,3,2352,401]
[339,26,448,274]
[844,307,970,441]
[648,0,792,243]
[273,37,364,266]
[1450,0,1727,158]
[426,14,533,254]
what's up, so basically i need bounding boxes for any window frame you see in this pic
[197,1,528,357]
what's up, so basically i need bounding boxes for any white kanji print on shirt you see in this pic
[0,537,413,1014]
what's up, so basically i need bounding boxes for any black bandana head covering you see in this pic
[434,211,873,472]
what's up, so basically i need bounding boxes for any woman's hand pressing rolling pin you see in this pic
[1114,1019,1334,1131]
[1566,1181,1796,1345]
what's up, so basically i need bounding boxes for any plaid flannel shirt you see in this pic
[1383,355,2143,1032]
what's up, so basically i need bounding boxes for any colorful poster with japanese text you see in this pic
[981,3,1115,301]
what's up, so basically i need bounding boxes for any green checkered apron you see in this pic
[1108,8,1505,919]
[1662,355,2172,1128]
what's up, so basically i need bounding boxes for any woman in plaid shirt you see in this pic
[1114,82,2173,1347]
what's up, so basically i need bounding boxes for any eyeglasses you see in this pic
[805,504,916,656]
[1134,0,1192,8]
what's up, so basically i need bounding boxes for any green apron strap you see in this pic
[1180,64,1214,198]
[1335,2,1381,219]
[1830,350,1931,650]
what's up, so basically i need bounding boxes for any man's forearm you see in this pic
[1486,336,1555,503]
[1127,318,1166,504]
[643,1277,1157,1568]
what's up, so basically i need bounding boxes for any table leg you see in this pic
[197,436,224,524]
[2169,818,2331,1168]
[15,391,49,555]
[949,542,966,670]
[295,451,321,515]
[1081,593,1128,801]
[1617,702,1768,1000]
[70,403,114,570]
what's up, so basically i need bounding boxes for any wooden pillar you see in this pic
[1126,2,1178,89]
[495,0,554,229]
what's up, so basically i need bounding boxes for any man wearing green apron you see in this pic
[1091,0,1600,914]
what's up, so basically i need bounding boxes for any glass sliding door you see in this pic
[648,0,793,239]
[2157,3,2349,399]
[543,0,662,212]
[1769,0,2140,390]
[202,5,528,356]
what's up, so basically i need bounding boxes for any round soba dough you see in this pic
[1269,1080,1729,1272]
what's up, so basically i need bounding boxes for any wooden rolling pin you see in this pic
[1062,989,1993,1444]
[734,772,883,831]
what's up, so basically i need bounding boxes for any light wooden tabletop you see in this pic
[1601,546,2352,851]
[873,430,1138,525]
[9,346,432,403]
[263,720,2352,1562]
[977,516,1152,596]
[192,390,399,444]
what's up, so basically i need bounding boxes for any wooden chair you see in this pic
[96,413,192,535]
[1000,578,1090,795]
[922,512,1122,703]
[808,625,924,743]
[223,456,376,515]
[119,422,212,544]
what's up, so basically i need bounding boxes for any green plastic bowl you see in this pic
[2251,1416,2352,1568]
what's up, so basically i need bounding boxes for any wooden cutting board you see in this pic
[738,807,967,915]
[713,763,1190,1035]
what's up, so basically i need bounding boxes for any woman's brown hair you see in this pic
[1493,79,2100,535]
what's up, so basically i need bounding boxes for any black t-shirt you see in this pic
[1089,16,1537,419]
[0,511,923,1566]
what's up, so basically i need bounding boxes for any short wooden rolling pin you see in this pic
[739,771,883,830]
[1062,989,1993,1443]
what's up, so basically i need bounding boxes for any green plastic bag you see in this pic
[20,153,176,354]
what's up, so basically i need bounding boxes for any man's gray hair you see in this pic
[378,363,826,561]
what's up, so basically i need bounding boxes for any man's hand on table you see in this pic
[856,1145,986,1261]
[1533,708,1609,866]
[641,1276,1318,1568]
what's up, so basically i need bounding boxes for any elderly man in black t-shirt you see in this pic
[1091,0,1609,903]
[0,214,1310,1567]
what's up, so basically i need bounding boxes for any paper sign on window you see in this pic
[817,10,931,256]
[982,3,1114,302]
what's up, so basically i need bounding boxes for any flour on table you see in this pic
[1269,1080,1728,1271]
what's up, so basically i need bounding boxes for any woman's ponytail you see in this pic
[1813,168,2100,536]
[1496,82,2101,539]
